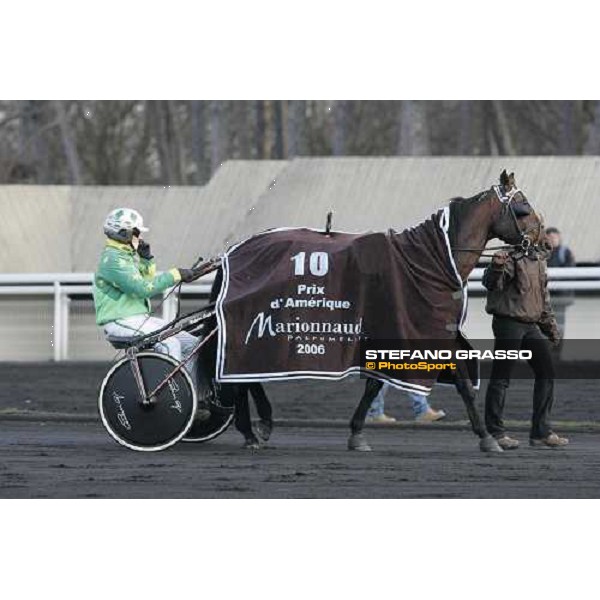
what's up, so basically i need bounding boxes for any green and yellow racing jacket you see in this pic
[93,239,181,326]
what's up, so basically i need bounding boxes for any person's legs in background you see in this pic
[366,383,447,422]
[366,383,396,423]
[410,392,446,422]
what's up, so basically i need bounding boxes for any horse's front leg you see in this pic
[454,359,503,453]
[233,385,260,450]
[249,383,273,442]
[348,378,383,451]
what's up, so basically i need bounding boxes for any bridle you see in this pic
[453,185,544,258]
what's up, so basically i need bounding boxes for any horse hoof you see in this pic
[348,433,372,452]
[479,436,504,453]
[256,420,272,442]
[244,437,261,451]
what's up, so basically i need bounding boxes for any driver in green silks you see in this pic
[93,207,204,386]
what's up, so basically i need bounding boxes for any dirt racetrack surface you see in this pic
[2,421,600,498]
[0,362,599,422]
[1,363,599,498]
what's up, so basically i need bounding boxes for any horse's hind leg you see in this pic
[454,360,502,453]
[348,378,383,451]
[250,383,273,441]
[233,385,260,450]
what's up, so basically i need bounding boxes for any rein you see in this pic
[453,242,524,258]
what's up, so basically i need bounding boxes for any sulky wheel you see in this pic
[182,412,234,443]
[99,352,197,452]
[182,366,235,443]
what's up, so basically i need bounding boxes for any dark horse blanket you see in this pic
[215,208,478,395]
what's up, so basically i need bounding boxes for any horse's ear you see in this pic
[500,170,510,186]
[508,172,516,188]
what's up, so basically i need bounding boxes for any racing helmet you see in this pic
[103,208,149,243]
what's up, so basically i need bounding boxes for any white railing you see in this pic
[0,267,598,361]
[0,272,216,361]
[469,267,600,291]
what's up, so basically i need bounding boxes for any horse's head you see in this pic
[489,170,543,248]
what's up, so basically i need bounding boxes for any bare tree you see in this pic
[210,100,224,173]
[458,101,473,155]
[332,100,349,156]
[152,101,187,184]
[19,101,51,182]
[254,100,265,159]
[228,101,253,160]
[167,100,185,183]
[126,102,153,183]
[559,100,576,154]
[190,100,208,184]
[263,100,275,158]
[396,101,430,155]
[3,100,600,185]
[273,101,284,159]
[490,101,516,155]
[149,101,173,184]
[285,100,306,157]
[584,101,600,154]
[54,101,82,184]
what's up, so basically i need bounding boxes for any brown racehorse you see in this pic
[347,170,544,453]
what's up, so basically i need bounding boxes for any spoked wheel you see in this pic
[99,352,197,452]
[182,370,235,443]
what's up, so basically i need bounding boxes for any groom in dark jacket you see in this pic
[482,242,568,450]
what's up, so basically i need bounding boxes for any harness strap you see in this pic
[453,243,516,255]
[453,186,540,257]
[493,185,521,204]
